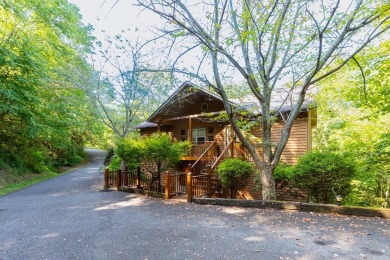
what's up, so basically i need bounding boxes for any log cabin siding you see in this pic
[242,112,309,200]
[249,112,309,165]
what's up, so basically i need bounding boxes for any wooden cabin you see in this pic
[135,82,316,199]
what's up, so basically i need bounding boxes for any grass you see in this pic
[0,171,59,196]
[0,156,91,196]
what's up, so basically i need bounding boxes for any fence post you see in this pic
[187,171,193,203]
[104,168,109,189]
[136,166,141,189]
[165,171,171,199]
[207,164,212,197]
[117,169,122,190]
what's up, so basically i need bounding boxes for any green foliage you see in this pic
[217,158,255,198]
[104,148,115,166]
[347,42,390,115]
[107,155,122,171]
[115,138,142,171]
[293,151,355,204]
[0,0,100,173]
[345,134,390,208]
[114,133,191,186]
[313,41,390,208]
[139,133,191,176]
[274,163,295,183]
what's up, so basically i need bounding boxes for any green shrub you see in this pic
[344,133,390,208]
[104,148,115,166]
[294,151,355,204]
[217,158,255,198]
[107,155,122,171]
[68,155,83,165]
[274,163,296,182]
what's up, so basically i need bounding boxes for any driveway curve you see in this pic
[0,149,389,260]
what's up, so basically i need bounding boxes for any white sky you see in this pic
[68,0,158,37]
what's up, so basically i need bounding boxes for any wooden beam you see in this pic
[189,116,192,156]
[161,111,225,122]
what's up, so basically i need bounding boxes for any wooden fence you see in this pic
[104,167,150,190]
[104,167,216,202]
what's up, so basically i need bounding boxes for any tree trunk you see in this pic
[261,165,277,200]
[120,159,126,171]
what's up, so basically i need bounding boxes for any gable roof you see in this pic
[135,81,315,129]
[146,81,237,123]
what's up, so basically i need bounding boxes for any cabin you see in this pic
[135,82,316,199]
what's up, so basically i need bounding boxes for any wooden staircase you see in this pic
[190,129,248,198]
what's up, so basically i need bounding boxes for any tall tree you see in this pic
[136,0,390,200]
[0,0,98,171]
[86,33,173,139]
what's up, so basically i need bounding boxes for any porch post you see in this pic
[230,125,234,158]
[157,121,161,132]
[189,116,193,156]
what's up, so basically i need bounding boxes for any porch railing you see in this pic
[211,141,245,169]
[191,141,214,157]
[191,140,217,176]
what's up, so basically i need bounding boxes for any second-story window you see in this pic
[191,128,206,144]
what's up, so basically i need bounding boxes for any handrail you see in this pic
[211,140,233,169]
[191,140,216,170]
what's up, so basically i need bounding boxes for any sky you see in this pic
[68,0,158,37]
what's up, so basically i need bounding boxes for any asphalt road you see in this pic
[0,149,389,260]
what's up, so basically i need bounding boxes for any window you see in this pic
[192,128,206,144]
[180,129,186,135]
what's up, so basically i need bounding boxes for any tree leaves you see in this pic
[0,0,100,171]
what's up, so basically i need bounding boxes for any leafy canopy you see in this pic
[0,0,99,172]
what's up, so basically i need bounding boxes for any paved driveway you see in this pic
[0,149,389,260]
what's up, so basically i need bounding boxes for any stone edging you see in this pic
[120,187,165,199]
[192,198,390,219]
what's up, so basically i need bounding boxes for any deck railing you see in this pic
[191,140,217,176]
[192,174,209,197]
[190,141,214,157]
[211,141,245,169]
